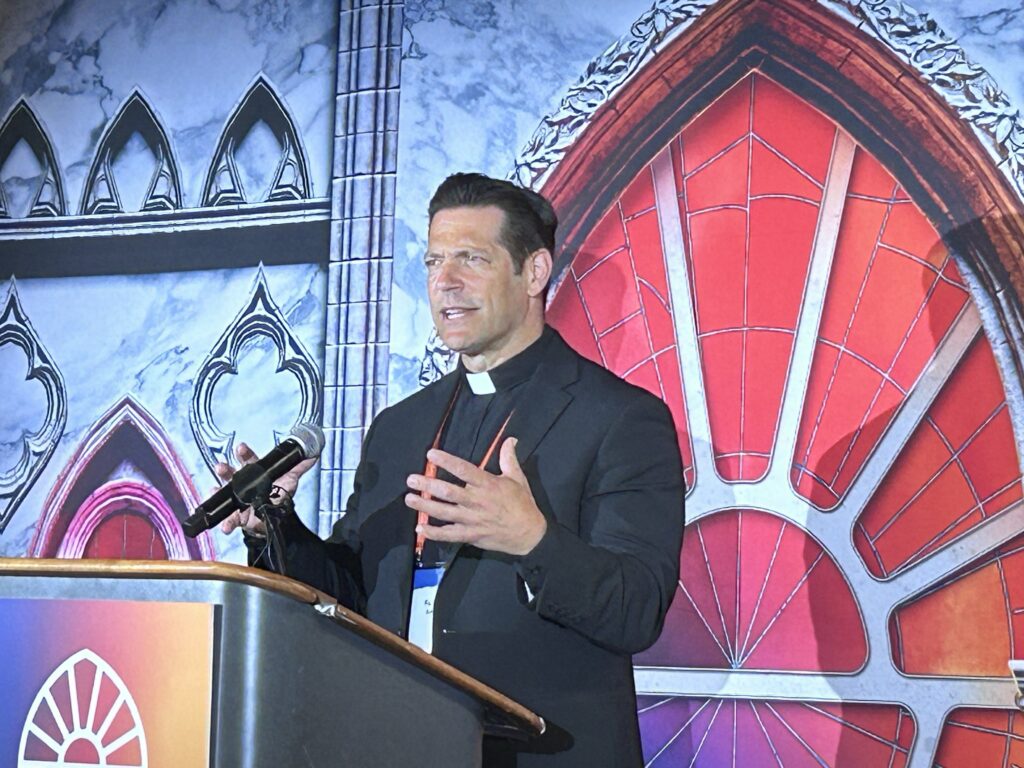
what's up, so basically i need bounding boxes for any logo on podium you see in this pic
[17,648,148,767]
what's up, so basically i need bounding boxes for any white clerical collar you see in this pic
[465,370,496,395]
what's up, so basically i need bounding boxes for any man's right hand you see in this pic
[215,441,318,536]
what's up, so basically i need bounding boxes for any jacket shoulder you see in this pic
[570,348,670,414]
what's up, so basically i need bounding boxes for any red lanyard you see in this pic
[415,380,514,563]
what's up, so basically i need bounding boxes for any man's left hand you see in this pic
[406,437,547,556]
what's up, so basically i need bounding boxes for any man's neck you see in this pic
[461,322,544,373]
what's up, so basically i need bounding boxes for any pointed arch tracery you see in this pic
[79,90,182,215]
[30,395,213,560]
[190,265,323,473]
[201,76,311,206]
[0,99,66,217]
[0,279,66,533]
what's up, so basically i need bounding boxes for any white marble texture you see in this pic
[0,264,326,561]
[0,0,336,212]
[387,0,1024,404]
[919,0,1024,113]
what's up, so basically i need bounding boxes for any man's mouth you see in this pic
[441,308,475,320]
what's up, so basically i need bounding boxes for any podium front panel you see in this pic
[0,571,484,767]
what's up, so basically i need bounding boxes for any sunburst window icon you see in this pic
[18,649,148,767]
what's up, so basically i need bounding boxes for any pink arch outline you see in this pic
[31,395,215,560]
[56,479,191,560]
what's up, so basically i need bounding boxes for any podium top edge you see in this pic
[0,557,323,605]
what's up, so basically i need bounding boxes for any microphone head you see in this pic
[289,422,325,459]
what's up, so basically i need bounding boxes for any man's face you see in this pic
[426,205,533,363]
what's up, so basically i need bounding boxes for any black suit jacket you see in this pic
[270,330,685,766]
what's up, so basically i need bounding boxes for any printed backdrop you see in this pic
[1,0,1023,765]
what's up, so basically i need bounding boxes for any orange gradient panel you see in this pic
[890,534,1024,676]
[3,599,213,767]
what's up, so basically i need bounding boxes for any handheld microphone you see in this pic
[182,422,325,538]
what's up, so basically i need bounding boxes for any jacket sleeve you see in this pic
[247,418,382,613]
[515,393,685,654]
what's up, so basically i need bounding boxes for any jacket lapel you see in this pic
[499,332,579,468]
[437,331,580,618]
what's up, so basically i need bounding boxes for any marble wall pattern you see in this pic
[0,264,325,562]
[0,0,337,212]
[0,0,336,559]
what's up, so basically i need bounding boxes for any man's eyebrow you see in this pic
[424,248,483,260]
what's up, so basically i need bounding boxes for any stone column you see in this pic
[320,0,402,535]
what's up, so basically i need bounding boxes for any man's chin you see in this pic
[436,331,477,355]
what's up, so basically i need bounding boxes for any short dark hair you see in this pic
[428,172,557,273]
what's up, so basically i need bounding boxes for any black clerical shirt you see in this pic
[419,326,554,568]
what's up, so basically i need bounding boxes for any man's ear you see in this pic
[526,248,553,298]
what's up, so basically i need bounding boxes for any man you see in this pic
[221,173,685,766]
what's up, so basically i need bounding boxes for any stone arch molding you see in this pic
[19,648,148,767]
[80,89,182,215]
[0,99,65,217]
[512,0,1024,203]
[201,75,312,206]
[506,0,1024,436]
[30,394,213,560]
[190,265,323,473]
[0,279,66,533]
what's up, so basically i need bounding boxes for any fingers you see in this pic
[219,508,267,537]
[219,509,245,534]
[406,473,468,504]
[417,521,470,543]
[236,442,260,465]
[427,449,489,486]
[498,437,525,481]
[213,462,233,483]
[405,493,471,524]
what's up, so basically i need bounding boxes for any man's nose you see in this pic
[434,259,463,289]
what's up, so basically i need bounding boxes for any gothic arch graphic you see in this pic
[18,649,148,767]
[528,1,1024,765]
[30,396,213,561]
[190,265,323,473]
[0,279,67,533]
[201,75,311,206]
[79,90,181,215]
[0,99,65,218]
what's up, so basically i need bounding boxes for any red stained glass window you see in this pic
[548,164,695,489]
[548,70,1024,766]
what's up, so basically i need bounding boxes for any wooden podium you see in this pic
[0,558,543,767]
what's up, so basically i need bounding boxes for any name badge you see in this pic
[408,566,444,653]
